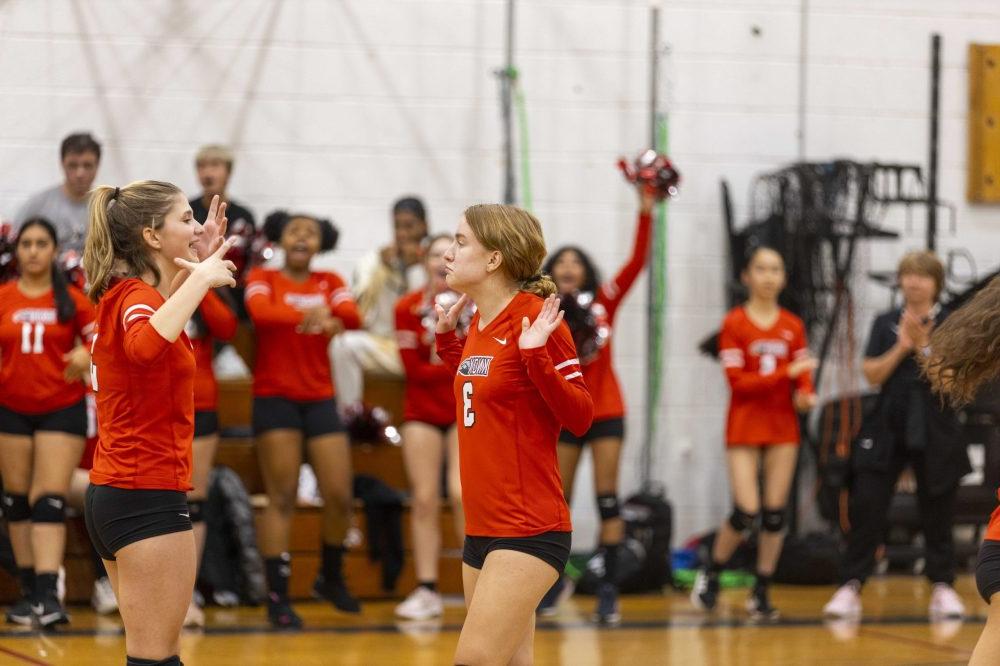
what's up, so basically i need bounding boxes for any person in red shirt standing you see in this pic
[918,275,1000,665]
[244,211,362,629]
[182,287,237,627]
[691,246,816,620]
[433,204,593,666]
[82,182,236,666]
[536,187,654,623]
[392,233,466,620]
[0,218,95,627]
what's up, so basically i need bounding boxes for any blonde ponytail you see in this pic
[83,180,182,302]
[463,203,554,297]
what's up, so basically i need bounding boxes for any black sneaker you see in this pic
[690,569,720,611]
[32,594,69,628]
[535,576,566,617]
[267,593,303,630]
[592,583,621,626]
[313,574,361,614]
[5,597,34,626]
[747,585,780,621]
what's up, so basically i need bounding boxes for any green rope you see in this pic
[508,67,534,211]
[648,113,670,442]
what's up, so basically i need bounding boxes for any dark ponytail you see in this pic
[17,218,76,323]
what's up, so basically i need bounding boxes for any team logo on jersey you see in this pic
[12,308,57,325]
[458,355,494,377]
[284,293,326,310]
[749,339,789,358]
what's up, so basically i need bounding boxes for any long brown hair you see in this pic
[463,204,556,298]
[83,180,183,303]
[921,275,1000,406]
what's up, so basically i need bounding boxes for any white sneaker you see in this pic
[183,600,205,628]
[91,576,118,615]
[394,587,444,621]
[57,566,66,605]
[928,583,965,618]
[823,581,862,618]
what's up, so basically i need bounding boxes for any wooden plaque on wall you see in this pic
[969,44,1000,203]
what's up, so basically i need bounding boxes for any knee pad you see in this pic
[728,506,757,533]
[188,500,205,524]
[31,494,66,524]
[761,508,786,533]
[596,493,620,521]
[2,493,31,522]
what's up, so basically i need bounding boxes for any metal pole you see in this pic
[641,2,660,487]
[797,0,809,159]
[927,33,941,251]
[499,0,516,205]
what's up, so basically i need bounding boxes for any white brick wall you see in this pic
[1,0,998,552]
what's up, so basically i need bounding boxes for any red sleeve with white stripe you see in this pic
[597,211,652,323]
[327,274,362,331]
[719,316,789,396]
[120,287,172,366]
[397,299,453,383]
[244,270,304,328]
[521,321,594,437]
[791,318,814,395]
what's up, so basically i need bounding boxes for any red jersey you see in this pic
[0,282,95,414]
[187,290,237,412]
[245,267,361,401]
[79,390,97,470]
[581,211,651,422]
[436,291,593,537]
[89,279,196,491]
[987,492,1000,542]
[719,307,814,446]
[395,290,456,426]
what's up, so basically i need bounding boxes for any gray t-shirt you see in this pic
[15,184,89,252]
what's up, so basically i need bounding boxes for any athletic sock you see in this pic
[321,543,346,586]
[34,572,59,600]
[17,567,34,597]
[601,543,620,585]
[265,553,292,598]
[418,580,437,593]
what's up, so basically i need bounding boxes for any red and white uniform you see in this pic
[0,281,95,414]
[188,290,238,413]
[395,290,456,427]
[582,211,651,422]
[244,267,362,401]
[436,292,593,537]
[986,492,1000,542]
[89,279,195,491]
[718,307,813,446]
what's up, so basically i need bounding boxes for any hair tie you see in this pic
[112,186,120,201]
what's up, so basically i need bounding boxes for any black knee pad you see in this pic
[188,500,205,525]
[2,493,31,522]
[32,494,67,524]
[596,493,620,521]
[761,508,786,533]
[728,506,757,533]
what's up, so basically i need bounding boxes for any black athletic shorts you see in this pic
[252,396,344,438]
[84,484,192,561]
[977,539,1000,603]
[194,410,219,438]
[463,531,572,574]
[0,400,87,437]
[559,417,625,447]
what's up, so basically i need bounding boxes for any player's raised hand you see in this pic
[192,194,229,261]
[519,294,564,350]
[435,294,470,334]
[175,236,238,289]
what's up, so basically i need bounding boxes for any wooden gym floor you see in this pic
[0,574,988,665]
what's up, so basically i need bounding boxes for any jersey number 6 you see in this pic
[462,381,475,427]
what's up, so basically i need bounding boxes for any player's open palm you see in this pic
[435,294,470,334]
[176,237,238,289]
[519,294,564,350]
[193,194,229,261]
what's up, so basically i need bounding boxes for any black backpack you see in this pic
[578,486,673,594]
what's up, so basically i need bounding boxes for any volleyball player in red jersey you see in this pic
[182,287,237,627]
[691,247,817,620]
[82,182,236,666]
[0,218,94,627]
[537,188,655,623]
[433,204,593,666]
[919,275,1000,665]
[244,211,362,628]
[393,233,465,620]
